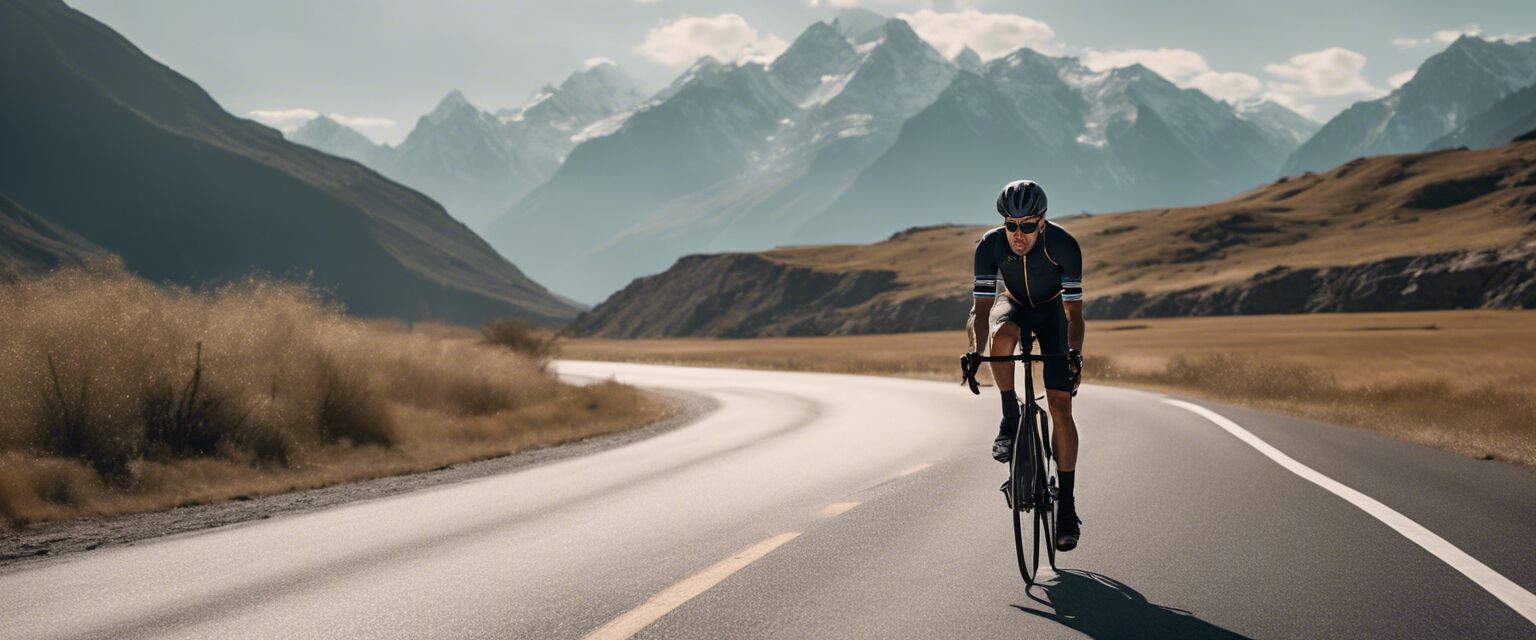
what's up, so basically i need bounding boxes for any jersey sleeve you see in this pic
[973,233,998,299]
[1058,231,1083,301]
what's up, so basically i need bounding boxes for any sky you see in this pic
[71,0,1536,145]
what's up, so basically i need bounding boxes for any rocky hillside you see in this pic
[567,135,1536,338]
[0,0,580,325]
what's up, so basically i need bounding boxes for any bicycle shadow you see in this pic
[1013,569,1252,639]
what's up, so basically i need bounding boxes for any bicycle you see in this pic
[961,350,1064,586]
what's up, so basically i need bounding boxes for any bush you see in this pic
[481,318,558,364]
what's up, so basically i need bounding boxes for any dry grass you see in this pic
[565,310,1536,466]
[0,268,667,526]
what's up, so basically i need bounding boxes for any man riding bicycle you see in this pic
[966,180,1086,552]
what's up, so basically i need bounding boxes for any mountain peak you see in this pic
[832,8,888,45]
[954,46,983,72]
[429,90,476,122]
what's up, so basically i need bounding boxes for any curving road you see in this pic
[3,361,1535,639]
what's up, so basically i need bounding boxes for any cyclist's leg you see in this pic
[986,297,1022,391]
[1036,298,1077,472]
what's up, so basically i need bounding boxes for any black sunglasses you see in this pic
[1003,219,1042,234]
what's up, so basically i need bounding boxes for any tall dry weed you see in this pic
[0,268,665,525]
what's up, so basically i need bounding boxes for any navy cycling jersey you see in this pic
[972,222,1083,307]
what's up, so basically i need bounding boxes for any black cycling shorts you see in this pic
[990,295,1071,391]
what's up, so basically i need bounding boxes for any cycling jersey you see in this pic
[972,222,1083,306]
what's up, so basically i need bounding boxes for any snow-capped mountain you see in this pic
[287,115,390,166]
[488,13,962,299]
[284,63,645,230]
[1234,99,1322,147]
[1283,36,1536,176]
[799,51,1304,243]
[487,9,1316,302]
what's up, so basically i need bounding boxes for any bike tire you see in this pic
[1039,410,1059,573]
[1010,409,1036,586]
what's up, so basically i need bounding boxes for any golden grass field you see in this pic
[566,309,1536,466]
[0,269,667,526]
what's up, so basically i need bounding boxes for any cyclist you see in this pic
[965,179,1086,552]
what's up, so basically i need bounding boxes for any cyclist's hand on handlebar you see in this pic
[961,352,983,395]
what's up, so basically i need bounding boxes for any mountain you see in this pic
[1428,83,1536,150]
[489,13,959,301]
[0,0,579,325]
[492,10,1301,303]
[285,63,645,231]
[288,114,390,166]
[798,53,1305,244]
[1234,99,1321,147]
[568,136,1536,338]
[1283,36,1536,176]
[0,192,110,281]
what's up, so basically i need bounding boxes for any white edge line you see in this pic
[581,532,802,640]
[1162,398,1536,627]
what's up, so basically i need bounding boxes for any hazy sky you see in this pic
[72,0,1536,144]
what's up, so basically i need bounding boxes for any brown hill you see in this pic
[568,137,1536,338]
[0,192,111,281]
[0,0,579,325]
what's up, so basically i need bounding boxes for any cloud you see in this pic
[246,109,393,131]
[1263,47,1383,98]
[896,9,1062,60]
[808,0,860,7]
[1391,36,1425,49]
[584,56,616,69]
[633,14,788,67]
[247,108,318,131]
[1392,25,1535,48]
[1388,69,1416,89]
[1081,48,1262,102]
[329,114,395,129]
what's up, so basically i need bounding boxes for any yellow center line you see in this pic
[816,501,861,518]
[580,532,802,640]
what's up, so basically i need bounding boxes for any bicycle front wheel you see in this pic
[1010,407,1040,585]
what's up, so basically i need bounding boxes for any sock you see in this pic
[999,390,1019,433]
[1059,471,1075,510]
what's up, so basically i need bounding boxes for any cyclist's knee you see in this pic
[1046,390,1073,414]
[990,323,1019,348]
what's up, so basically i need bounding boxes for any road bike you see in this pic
[962,350,1062,586]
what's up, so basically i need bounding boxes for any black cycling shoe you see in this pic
[991,430,1013,463]
[1055,505,1082,552]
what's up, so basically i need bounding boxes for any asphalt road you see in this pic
[3,361,1534,639]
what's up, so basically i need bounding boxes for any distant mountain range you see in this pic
[483,9,1323,302]
[1283,36,1536,175]
[0,192,109,281]
[289,63,646,230]
[568,133,1536,338]
[0,0,580,325]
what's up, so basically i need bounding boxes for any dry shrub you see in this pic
[0,268,666,526]
[482,318,558,364]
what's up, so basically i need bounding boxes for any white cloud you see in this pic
[246,109,392,131]
[1081,48,1262,102]
[633,14,788,67]
[896,9,1062,60]
[584,56,616,69]
[1391,36,1425,49]
[808,0,860,7]
[247,108,318,131]
[1392,25,1534,48]
[329,114,395,129]
[1388,69,1416,89]
[1433,25,1481,43]
[1263,48,1383,98]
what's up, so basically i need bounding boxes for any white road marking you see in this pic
[1164,398,1536,627]
[817,501,861,518]
[581,532,802,640]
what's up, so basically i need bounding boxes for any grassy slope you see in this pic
[759,138,1536,302]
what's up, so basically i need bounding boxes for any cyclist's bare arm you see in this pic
[1064,300,1084,352]
[968,297,994,353]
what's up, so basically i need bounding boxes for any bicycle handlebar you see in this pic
[960,352,1068,395]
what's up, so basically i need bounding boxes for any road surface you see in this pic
[3,361,1534,639]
